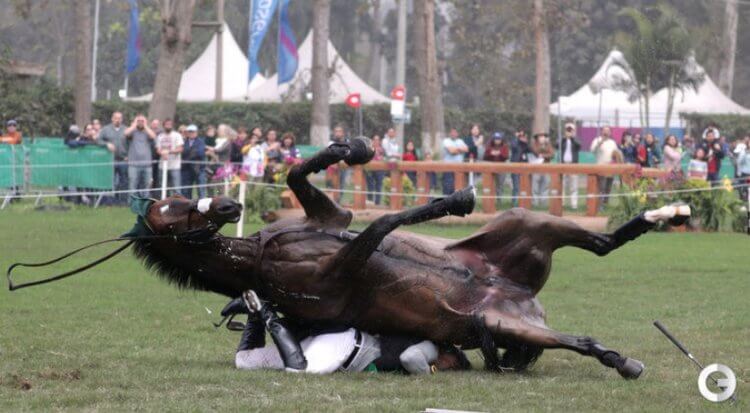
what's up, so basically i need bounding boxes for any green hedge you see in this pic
[1,70,539,146]
[0,77,74,137]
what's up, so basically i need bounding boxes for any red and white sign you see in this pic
[345,92,361,109]
[390,85,406,100]
[390,85,406,117]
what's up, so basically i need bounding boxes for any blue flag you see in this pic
[277,0,298,85]
[248,0,279,83]
[125,0,141,74]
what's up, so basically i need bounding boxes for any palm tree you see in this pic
[613,4,703,135]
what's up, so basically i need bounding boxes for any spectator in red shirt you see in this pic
[402,140,419,186]
[484,132,510,203]
[698,129,725,185]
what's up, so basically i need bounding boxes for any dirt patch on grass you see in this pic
[37,369,82,381]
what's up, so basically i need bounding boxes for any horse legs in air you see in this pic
[550,204,691,256]
[324,187,476,276]
[286,138,373,227]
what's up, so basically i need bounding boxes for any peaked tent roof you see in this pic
[129,24,265,102]
[550,50,642,126]
[650,64,750,116]
[248,31,390,104]
[552,50,750,127]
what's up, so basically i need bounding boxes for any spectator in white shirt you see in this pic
[590,126,619,208]
[156,118,184,196]
[560,122,582,209]
[382,127,401,161]
[441,128,468,195]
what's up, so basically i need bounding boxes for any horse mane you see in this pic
[132,238,235,296]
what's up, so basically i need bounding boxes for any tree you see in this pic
[74,0,92,128]
[532,0,550,135]
[615,4,703,135]
[413,0,444,156]
[148,0,196,122]
[717,0,738,96]
[310,0,331,147]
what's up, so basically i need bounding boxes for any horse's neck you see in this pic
[149,236,260,296]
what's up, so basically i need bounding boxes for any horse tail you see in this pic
[473,314,501,372]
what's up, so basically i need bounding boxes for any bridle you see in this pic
[7,199,223,291]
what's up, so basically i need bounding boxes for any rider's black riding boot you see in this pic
[237,316,265,352]
[258,304,308,372]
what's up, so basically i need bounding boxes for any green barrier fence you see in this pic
[1,139,115,191]
[28,144,113,189]
[0,144,24,188]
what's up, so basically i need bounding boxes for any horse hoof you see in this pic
[617,357,644,379]
[446,186,476,216]
[344,137,375,166]
[667,204,691,226]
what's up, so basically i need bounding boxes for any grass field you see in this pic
[0,204,748,412]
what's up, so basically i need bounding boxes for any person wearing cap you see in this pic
[180,124,207,198]
[561,122,581,210]
[483,132,509,204]
[510,128,531,207]
[1,120,22,144]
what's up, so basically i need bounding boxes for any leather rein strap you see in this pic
[7,237,135,291]
[7,201,218,292]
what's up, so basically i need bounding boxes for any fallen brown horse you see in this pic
[128,138,689,379]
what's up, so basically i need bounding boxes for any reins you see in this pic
[6,201,230,292]
[7,237,136,291]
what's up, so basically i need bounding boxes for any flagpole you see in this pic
[91,0,100,102]
[247,0,254,97]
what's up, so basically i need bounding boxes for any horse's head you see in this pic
[144,195,242,238]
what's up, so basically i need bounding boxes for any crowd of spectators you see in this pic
[32,111,303,205]
[2,113,749,208]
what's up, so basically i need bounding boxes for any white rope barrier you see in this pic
[2,170,747,202]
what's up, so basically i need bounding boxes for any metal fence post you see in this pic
[236,180,247,238]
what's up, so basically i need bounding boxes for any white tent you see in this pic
[551,50,642,126]
[248,31,390,104]
[650,64,750,117]
[552,50,750,128]
[130,24,265,102]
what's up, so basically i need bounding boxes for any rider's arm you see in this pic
[399,340,439,374]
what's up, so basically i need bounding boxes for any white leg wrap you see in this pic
[644,205,691,223]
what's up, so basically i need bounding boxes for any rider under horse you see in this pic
[129,137,689,380]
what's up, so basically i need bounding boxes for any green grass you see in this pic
[0,204,748,412]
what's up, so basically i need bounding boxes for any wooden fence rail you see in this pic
[334,161,666,217]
